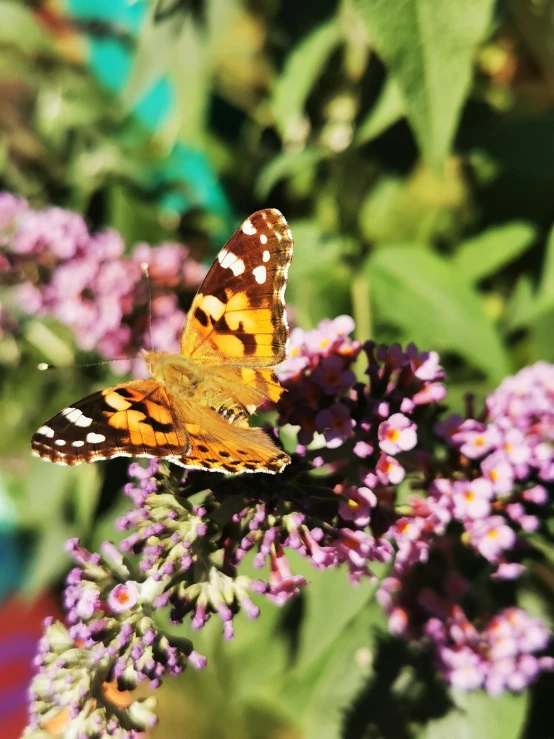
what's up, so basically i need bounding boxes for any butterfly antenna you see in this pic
[37,358,133,371]
[141,262,155,351]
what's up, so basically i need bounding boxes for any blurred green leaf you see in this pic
[286,220,352,328]
[355,78,405,145]
[74,465,101,532]
[281,598,384,739]
[505,274,536,332]
[292,550,379,667]
[255,148,326,199]
[23,518,74,596]
[421,689,528,739]
[356,0,495,168]
[505,224,554,331]
[271,18,342,138]
[536,224,554,314]
[453,222,536,282]
[368,246,510,381]
[0,1,52,54]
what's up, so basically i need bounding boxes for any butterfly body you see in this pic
[32,209,293,474]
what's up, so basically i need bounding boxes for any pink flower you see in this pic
[522,485,548,505]
[268,547,308,605]
[440,646,485,690]
[468,516,516,562]
[338,486,377,527]
[315,403,355,448]
[480,451,514,496]
[376,454,405,484]
[304,315,357,356]
[500,427,531,466]
[311,355,356,394]
[108,581,140,613]
[452,419,501,459]
[413,381,446,405]
[378,413,417,455]
[406,345,444,381]
[353,440,374,458]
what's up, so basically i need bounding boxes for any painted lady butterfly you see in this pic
[31,209,293,474]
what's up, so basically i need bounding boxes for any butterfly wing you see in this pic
[180,209,293,369]
[31,380,188,466]
[176,398,290,474]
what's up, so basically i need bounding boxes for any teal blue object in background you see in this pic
[64,0,234,240]
[0,487,25,599]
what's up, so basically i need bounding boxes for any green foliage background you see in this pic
[1,0,554,736]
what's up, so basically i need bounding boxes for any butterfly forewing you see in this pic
[180,209,293,368]
[31,381,188,466]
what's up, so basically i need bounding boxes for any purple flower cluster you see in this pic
[0,192,205,373]
[26,532,206,736]
[378,573,554,694]
[24,310,554,734]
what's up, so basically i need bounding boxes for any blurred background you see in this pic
[1,0,554,736]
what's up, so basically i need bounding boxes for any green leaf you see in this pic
[536,224,554,314]
[286,220,352,328]
[255,148,326,199]
[368,246,510,381]
[74,465,101,532]
[355,78,405,145]
[356,0,495,168]
[0,2,52,54]
[280,598,385,739]
[505,224,554,330]
[453,222,536,282]
[291,549,379,667]
[271,18,342,138]
[23,520,74,596]
[504,274,536,332]
[422,689,528,739]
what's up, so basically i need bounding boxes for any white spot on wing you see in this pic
[230,258,245,276]
[86,432,106,444]
[260,233,268,244]
[72,440,85,448]
[62,407,92,427]
[55,439,66,446]
[253,265,267,284]
[219,249,245,276]
[262,250,270,262]
[242,218,257,235]
[37,425,54,438]
[201,294,225,321]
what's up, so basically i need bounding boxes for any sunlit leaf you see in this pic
[271,18,342,138]
[453,222,536,282]
[356,0,495,168]
[368,246,510,381]
[422,689,528,739]
[74,464,101,532]
[255,148,326,199]
[355,78,405,145]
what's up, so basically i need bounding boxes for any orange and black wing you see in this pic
[180,209,293,369]
[31,380,188,466]
[176,398,290,474]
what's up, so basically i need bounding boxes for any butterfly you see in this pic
[31,209,293,474]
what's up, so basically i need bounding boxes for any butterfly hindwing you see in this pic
[176,399,290,474]
[31,380,188,466]
[180,209,293,368]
